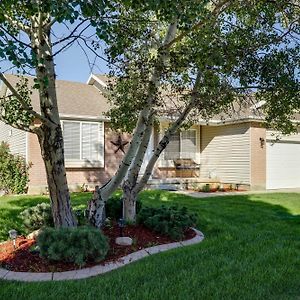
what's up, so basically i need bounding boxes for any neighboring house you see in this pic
[0,73,300,194]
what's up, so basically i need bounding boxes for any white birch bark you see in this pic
[122,118,153,221]
[30,13,76,227]
[89,20,178,226]
[134,73,202,194]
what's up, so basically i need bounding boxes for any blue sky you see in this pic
[49,22,110,82]
[53,42,109,83]
[0,22,110,83]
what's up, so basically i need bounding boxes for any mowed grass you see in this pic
[0,190,299,300]
[0,192,92,242]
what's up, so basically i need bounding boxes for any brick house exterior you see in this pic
[1,73,299,193]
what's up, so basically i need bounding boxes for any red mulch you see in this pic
[0,224,195,273]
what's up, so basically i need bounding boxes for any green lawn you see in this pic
[0,191,299,300]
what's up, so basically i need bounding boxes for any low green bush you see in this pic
[20,203,54,230]
[137,205,197,240]
[37,226,109,266]
[201,184,211,193]
[0,142,30,194]
[106,194,142,220]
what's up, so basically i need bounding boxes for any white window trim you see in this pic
[61,119,104,168]
[159,124,200,167]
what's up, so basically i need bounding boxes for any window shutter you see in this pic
[63,122,80,160]
[82,123,100,161]
[181,130,196,160]
[165,131,180,160]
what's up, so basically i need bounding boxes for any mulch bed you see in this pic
[0,224,195,273]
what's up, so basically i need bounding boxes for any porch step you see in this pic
[146,177,221,191]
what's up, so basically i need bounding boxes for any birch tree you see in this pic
[95,0,300,221]
[0,0,298,227]
[87,0,235,225]
[0,0,108,228]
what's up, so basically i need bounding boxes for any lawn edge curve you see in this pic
[0,228,204,282]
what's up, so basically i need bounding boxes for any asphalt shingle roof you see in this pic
[3,74,110,118]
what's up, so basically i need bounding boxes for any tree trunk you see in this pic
[135,72,202,194]
[87,20,178,225]
[30,15,77,228]
[123,181,137,222]
[121,120,152,221]
[87,186,106,227]
[37,125,77,228]
[123,196,136,222]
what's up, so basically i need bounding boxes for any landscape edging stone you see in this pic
[0,228,204,282]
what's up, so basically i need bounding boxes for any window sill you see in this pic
[65,160,104,168]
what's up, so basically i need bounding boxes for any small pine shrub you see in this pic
[106,194,142,220]
[137,205,197,240]
[37,226,109,266]
[0,142,30,194]
[20,203,54,230]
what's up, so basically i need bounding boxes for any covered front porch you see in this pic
[146,177,220,191]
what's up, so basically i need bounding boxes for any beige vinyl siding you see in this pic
[200,123,251,184]
[0,120,27,158]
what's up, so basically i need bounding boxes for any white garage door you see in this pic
[266,141,300,189]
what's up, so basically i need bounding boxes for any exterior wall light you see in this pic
[259,137,265,148]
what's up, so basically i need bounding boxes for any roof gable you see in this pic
[3,74,110,119]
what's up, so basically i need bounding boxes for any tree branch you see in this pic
[0,73,53,126]
[52,20,89,46]
[96,20,179,202]
[134,72,202,193]
[44,17,57,31]
[3,13,31,34]
[162,0,231,50]
[0,26,32,49]
[0,114,41,134]
[123,113,154,189]
[52,25,92,57]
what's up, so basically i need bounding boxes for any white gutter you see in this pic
[59,113,109,122]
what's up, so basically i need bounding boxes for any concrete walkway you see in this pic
[0,228,204,282]
[174,188,300,198]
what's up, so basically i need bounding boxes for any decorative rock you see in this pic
[115,236,133,246]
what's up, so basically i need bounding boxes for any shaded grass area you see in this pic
[0,192,92,242]
[0,190,300,299]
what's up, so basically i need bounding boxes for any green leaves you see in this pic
[0,77,34,129]
[99,0,299,134]
[0,142,30,194]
